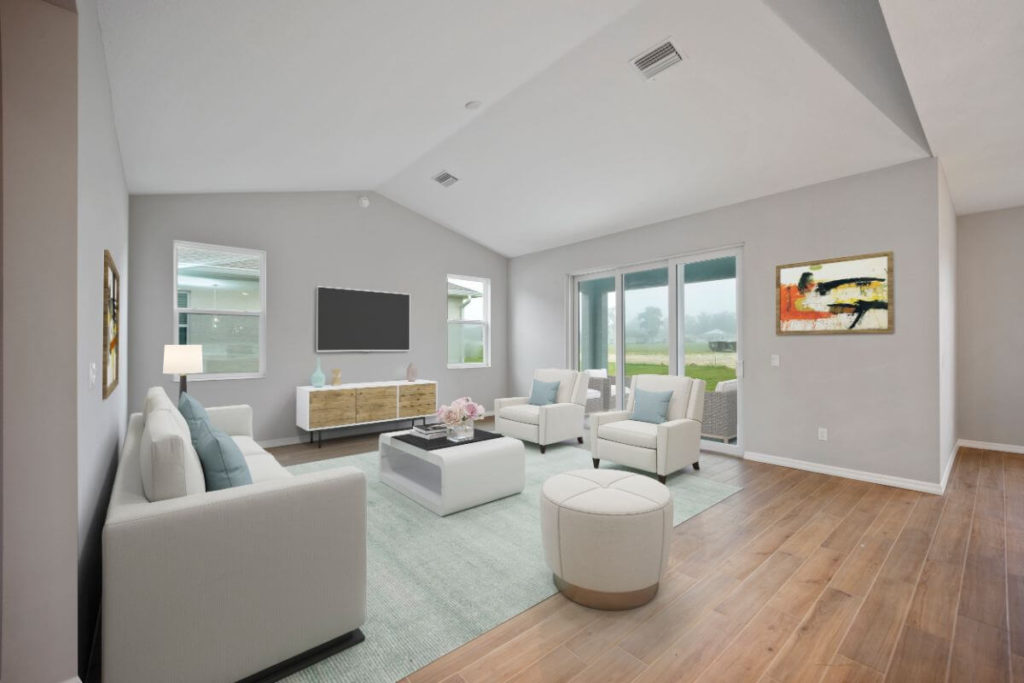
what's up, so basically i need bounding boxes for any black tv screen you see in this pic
[316,287,410,352]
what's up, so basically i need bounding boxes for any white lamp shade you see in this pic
[163,345,203,375]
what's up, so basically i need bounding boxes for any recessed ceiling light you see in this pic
[464,100,482,110]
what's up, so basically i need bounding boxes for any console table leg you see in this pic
[318,431,323,449]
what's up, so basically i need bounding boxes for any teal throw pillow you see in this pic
[192,419,252,491]
[528,379,560,406]
[631,389,674,424]
[178,392,211,448]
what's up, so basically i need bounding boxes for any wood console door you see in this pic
[399,383,437,418]
[356,386,398,423]
[308,389,356,429]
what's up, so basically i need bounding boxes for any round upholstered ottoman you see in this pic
[540,469,672,610]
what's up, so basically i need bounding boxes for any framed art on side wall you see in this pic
[103,249,120,398]
[777,251,893,335]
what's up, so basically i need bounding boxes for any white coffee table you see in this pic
[379,430,525,516]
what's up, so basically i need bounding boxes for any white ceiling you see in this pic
[98,0,643,193]
[879,0,1024,215]
[100,0,946,256]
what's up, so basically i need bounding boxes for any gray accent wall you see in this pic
[509,158,949,485]
[77,0,130,675]
[1,1,80,680]
[958,205,1024,448]
[128,192,509,443]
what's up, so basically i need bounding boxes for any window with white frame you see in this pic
[174,241,266,378]
[447,275,490,368]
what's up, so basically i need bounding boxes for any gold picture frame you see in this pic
[776,251,894,335]
[103,250,120,398]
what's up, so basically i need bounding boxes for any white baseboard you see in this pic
[259,435,305,448]
[956,438,1024,455]
[744,451,944,495]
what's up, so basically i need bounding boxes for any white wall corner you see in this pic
[744,450,944,495]
[939,441,960,494]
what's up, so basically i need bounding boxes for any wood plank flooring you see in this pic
[266,435,1022,682]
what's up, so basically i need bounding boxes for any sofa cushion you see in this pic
[500,403,541,425]
[243,451,292,484]
[232,435,268,458]
[177,392,211,447]
[139,409,207,501]
[598,420,658,450]
[144,386,175,419]
[528,379,560,406]
[192,420,252,491]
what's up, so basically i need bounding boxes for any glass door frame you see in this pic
[669,246,744,456]
[570,244,744,456]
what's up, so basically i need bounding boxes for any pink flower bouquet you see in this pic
[436,396,485,426]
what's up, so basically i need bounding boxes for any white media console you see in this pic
[296,379,437,446]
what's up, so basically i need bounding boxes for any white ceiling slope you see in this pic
[880,0,1024,215]
[380,0,928,255]
[100,0,933,256]
[764,0,929,154]
[98,0,643,193]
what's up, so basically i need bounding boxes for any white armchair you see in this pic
[591,374,706,483]
[494,369,588,452]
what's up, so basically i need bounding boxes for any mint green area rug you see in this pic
[283,443,740,682]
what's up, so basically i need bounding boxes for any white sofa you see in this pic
[494,369,588,453]
[591,374,706,483]
[103,387,366,683]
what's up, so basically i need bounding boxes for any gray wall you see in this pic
[958,205,1024,447]
[937,165,957,476]
[509,158,946,485]
[129,192,509,443]
[76,0,129,675]
[1,0,80,680]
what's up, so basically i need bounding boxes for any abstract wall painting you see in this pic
[777,251,893,335]
[103,250,120,398]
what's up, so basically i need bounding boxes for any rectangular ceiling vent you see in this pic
[433,171,459,188]
[633,40,682,79]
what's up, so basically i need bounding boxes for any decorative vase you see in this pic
[406,362,417,382]
[311,358,325,388]
[446,420,474,443]
[331,369,342,385]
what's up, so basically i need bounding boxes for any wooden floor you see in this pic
[268,436,1023,682]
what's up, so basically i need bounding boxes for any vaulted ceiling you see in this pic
[98,0,1021,257]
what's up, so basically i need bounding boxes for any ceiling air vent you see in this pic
[433,171,459,188]
[632,40,682,80]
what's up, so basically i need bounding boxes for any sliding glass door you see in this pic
[573,247,742,454]
[678,253,741,452]
[622,267,670,392]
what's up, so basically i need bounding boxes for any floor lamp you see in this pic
[164,344,203,396]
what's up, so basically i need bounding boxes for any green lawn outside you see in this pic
[606,361,735,391]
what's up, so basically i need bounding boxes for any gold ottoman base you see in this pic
[553,574,659,611]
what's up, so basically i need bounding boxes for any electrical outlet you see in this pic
[818,427,828,441]
[770,354,780,368]
[89,362,98,389]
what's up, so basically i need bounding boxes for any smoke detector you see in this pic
[632,40,683,80]
[433,171,459,188]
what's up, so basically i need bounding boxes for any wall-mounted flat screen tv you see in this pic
[316,287,410,352]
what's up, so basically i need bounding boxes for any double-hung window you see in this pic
[447,274,490,368]
[173,241,266,379]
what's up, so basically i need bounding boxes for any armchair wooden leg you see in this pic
[693,461,700,470]
[540,445,547,454]
[578,436,584,444]
[658,475,667,484]
[592,458,600,469]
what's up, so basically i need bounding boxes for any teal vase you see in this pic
[311,357,325,388]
